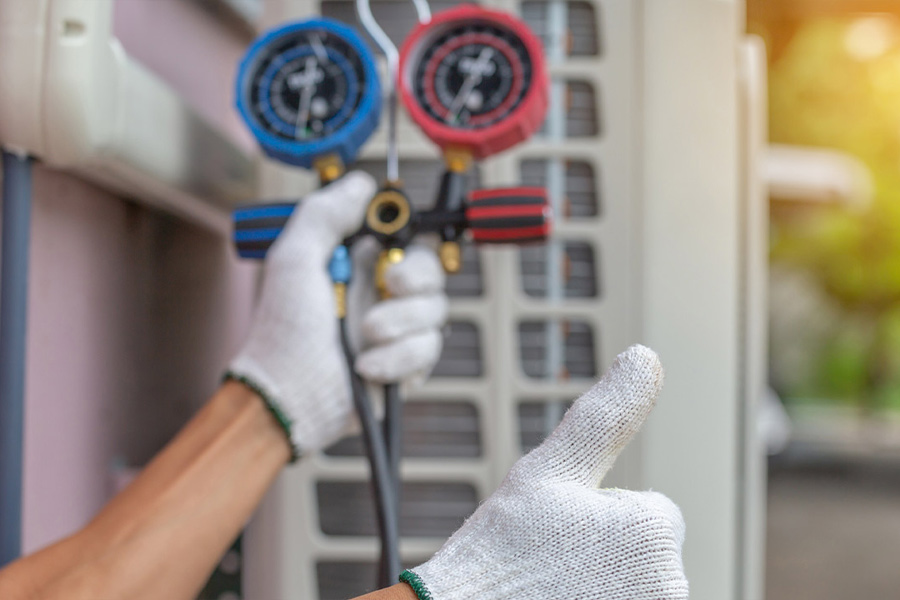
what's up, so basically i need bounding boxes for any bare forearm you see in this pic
[0,381,290,600]
[0,382,418,600]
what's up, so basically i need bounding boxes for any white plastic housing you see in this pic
[0,0,258,231]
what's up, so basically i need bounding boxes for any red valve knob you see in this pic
[465,187,551,244]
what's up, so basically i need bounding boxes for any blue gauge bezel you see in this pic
[236,17,381,169]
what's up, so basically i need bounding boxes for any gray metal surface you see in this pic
[0,151,32,567]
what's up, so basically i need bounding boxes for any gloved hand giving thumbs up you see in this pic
[400,345,689,600]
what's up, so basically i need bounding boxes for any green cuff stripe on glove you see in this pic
[400,570,434,600]
[224,371,300,463]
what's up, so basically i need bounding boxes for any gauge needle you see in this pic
[295,57,318,139]
[447,47,494,122]
[310,34,329,62]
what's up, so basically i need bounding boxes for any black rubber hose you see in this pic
[339,319,401,587]
[383,383,402,518]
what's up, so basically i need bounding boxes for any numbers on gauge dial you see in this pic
[246,30,367,141]
[414,24,533,130]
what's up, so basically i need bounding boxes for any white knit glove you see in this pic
[228,172,448,458]
[400,345,688,600]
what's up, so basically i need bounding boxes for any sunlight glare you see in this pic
[845,16,897,61]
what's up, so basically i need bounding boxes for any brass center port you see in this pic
[366,190,411,236]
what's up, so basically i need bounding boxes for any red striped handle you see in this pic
[465,187,551,244]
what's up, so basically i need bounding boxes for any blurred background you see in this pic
[750,1,900,598]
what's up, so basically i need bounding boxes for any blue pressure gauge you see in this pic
[236,18,381,169]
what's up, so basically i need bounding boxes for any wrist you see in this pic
[392,583,420,600]
[352,583,419,600]
[220,376,296,463]
[399,571,433,600]
[227,337,354,457]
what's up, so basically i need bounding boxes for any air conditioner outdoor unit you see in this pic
[238,1,769,600]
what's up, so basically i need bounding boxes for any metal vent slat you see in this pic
[518,320,598,379]
[317,481,478,537]
[447,244,484,297]
[519,241,598,298]
[536,80,600,137]
[568,2,600,56]
[432,321,483,377]
[566,81,600,137]
[316,562,379,600]
[320,0,465,52]
[520,159,599,217]
[521,0,600,57]
[325,401,481,457]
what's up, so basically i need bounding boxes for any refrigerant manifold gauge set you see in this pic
[232,2,551,589]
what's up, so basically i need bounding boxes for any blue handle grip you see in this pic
[232,202,296,259]
[233,203,352,285]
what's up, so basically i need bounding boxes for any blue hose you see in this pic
[0,151,32,567]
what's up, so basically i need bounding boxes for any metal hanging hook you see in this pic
[356,0,431,182]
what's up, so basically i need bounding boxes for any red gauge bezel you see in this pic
[398,5,549,160]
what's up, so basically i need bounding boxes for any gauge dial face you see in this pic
[244,29,367,141]
[413,22,533,130]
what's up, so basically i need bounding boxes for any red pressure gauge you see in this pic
[399,5,549,160]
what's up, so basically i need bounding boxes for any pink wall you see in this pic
[21,0,262,551]
[23,166,153,550]
[22,164,258,554]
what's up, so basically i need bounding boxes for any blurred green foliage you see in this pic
[769,17,900,411]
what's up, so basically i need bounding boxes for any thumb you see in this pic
[518,345,663,486]
[272,171,376,262]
